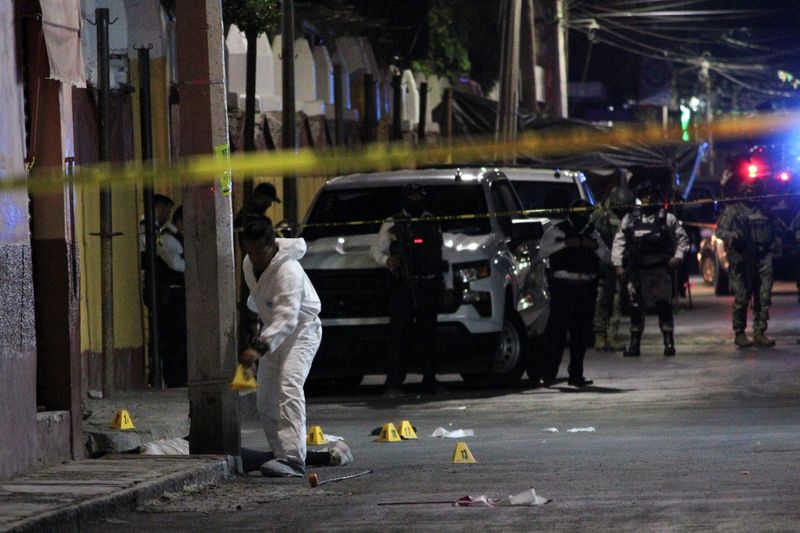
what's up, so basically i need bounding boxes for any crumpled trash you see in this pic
[566,427,596,433]
[431,427,474,438]
[541,427,559,432]
[323,433,344,442]
[139,437,189,455]
[454,489,551,507]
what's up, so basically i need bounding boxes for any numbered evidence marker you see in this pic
[306,425,328,445]
[398,420,418,439]
[452,442,477,464]
[376,422,402,442]
[111,409,135,430]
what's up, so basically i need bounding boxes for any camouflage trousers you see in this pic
[593,264,621,339]
[728,256,773,334]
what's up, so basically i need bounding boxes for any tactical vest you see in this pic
[627,208,673,265]
[548,220,599,275]
[389,214,444,278]
[745,211,773,248]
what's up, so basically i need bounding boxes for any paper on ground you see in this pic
[566,427,596,433]
[323,433,344,442]
[453,489,550,507]
[431,427,474,438]
[541,427,559,432]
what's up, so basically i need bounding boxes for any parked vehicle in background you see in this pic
[299,168,550,388]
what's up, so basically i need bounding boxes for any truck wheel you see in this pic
[714,261,729,295]
[462,313,527,388]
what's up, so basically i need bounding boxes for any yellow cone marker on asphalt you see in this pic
[398,420,418,440]
[229,364,257,391]
[111,409,135,430]
[306,425,328,445]
[452,442,477,464]
[376,422,402,442]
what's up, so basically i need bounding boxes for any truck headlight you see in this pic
[454,261,491,284]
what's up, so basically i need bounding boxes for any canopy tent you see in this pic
[433,89,708,201]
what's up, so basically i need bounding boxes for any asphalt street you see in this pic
[86,281,800,532]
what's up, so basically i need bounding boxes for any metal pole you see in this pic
[444,87,453,163]
[333,62,344,146]
[243,29,257,204]
[281,0,298,224]
[391,73,402,141]
[555,0,569,118]
[97,8,115,399]
[417,81,427,143]
[521,0,539,112]
[138,46,162,389]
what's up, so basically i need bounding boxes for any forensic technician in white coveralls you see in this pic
[239,220,323,478]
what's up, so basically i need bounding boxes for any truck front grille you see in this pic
[307,269,391,319]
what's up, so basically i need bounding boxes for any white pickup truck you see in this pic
[299,167,550,388]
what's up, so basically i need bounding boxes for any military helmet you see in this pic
[607,185,635,209]
[635,180,661,201]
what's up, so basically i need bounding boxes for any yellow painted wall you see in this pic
[77,183,143,352]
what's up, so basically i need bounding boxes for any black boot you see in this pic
[623,332,641,357]
[663,331,675,356]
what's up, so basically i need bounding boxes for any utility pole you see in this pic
[520,0,539,113]
[701,55,715,178]
[281,0,298,224]
[555,0,569,118]
[175,0,241,460]
[497,0,521,163]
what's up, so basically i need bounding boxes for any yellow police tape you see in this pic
[296,192,799,231]
[2,111,800,195]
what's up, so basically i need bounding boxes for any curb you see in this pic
[7,455,235,533]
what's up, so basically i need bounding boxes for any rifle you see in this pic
[731,212,756,293]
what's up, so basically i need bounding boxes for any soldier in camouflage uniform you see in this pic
[612,181,690,357]
[590,186,635,351]
[715,180,783,348]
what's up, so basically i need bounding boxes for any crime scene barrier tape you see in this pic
[2,111,800,194]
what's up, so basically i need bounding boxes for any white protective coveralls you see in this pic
[244,238,322,467]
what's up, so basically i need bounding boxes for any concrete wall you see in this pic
[0,0,39,479]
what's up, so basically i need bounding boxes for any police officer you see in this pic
[715,179,783,348]
[234,182,280,235]
[590,185,635,351]
[371,183,447,395]
[790,211,800,304]
[156,206,187,387]
[538,199,610,387]
[613,181,689,357]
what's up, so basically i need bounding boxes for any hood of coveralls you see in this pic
[272,238,308,265]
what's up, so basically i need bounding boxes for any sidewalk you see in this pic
[0,454,234,533]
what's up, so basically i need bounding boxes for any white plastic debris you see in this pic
[454,495,494,507]
[138,437,189,455]
[431,427,475,438]
[499,488,550,506]
[541,427,559,433]
[323,433,344,442]
[566,427,596,433]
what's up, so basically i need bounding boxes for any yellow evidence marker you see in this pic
[111,409,135,430]
[229,364,257,391]
[376,422,402,442]
[397,420,418,439]
[452,442,477,464]
[306,425,328,445]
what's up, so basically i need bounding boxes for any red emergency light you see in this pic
[413,238,424,244]
[747,163,759,178]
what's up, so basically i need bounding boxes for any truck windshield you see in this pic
[512,181,583,215]
[302,183,491,240]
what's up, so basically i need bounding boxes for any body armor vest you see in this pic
[627,208,673,266]
[548,220,599,275]
[389,214,444,278]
